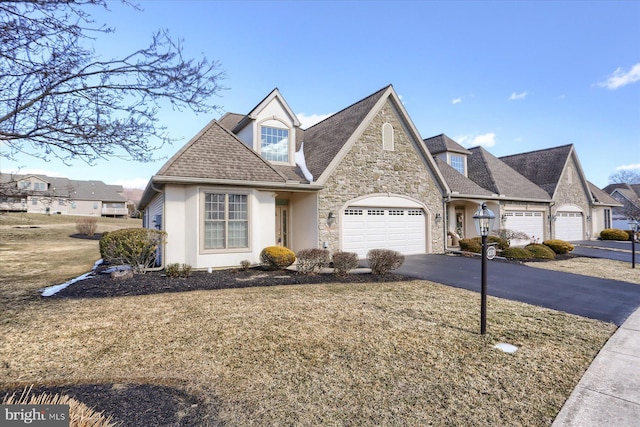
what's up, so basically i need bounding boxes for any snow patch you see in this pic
[41,259,103,297]
[295,142,314,183]
[494,343,519,354]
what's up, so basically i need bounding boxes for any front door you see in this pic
[275,206,288,247]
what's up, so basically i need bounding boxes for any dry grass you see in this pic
[0,213,618,425]
[525,257,640,285]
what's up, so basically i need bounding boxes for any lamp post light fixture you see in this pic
[629,220,639,269]
[473,202,496,335]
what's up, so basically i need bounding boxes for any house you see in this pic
[139,85,449,269]
[0,173,128,217]
[139,85,620,270]
[424,136,621,246]
[603,183,640,228]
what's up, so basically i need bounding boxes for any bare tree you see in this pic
[609,170,640,184]
[0,0,225,164]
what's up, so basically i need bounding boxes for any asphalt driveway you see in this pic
[572,240,640,263]
[396,254,640,326]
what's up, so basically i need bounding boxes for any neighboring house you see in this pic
[603,183,640,228]
[0,173,128,217]
[139,85,449,269]
[424,136,621,246]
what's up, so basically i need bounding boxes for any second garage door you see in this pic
[556,212,583,241]
[342,207,426,258]
[503,211,545,246]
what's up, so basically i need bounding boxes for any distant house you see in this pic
[138,85,621,270]
[603,183,640,228]
[0,173,128,217]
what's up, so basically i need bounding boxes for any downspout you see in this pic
[443,196,450,252]
[144,181,165,272]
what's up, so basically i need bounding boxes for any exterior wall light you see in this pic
[327,212,335,227]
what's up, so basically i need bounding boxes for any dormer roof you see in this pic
[424,134,471,156]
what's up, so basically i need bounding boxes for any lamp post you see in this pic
[473,202,496,335]
[629,220,639,269]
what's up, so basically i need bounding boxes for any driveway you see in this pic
[396,254,640,326]
[572,240,640,263]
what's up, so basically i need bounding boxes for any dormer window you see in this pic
[260,126,289,162]
[450,154,465,174]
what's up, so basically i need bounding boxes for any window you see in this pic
[19,181,31,190]
[204,193,249,249]
[450,154,465,174]
[33,182,46,191]
[604,209,611,229]
[382,123,394,151]
[31,197,38,205]
[93,202,99,209]
[260,126,289,162]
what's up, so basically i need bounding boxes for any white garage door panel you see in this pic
[342,208,426,258]
[556,212,583,241]
[504,211,545,246]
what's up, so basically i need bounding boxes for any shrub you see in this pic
[502,247,533,259]
[459,238,482,253]
[600,228,629,241]
[240,259,251,271]
[492,229,528,246]
[524,243,556,260]
[260,246,296,270]
[99,228,167,274]
[368,249,405,275]
[543,239,574,254]
[75,217,98,236]
[296,248,331,275]
[99,231,110,258]
[165,263,192,278]
[332,251,359,276]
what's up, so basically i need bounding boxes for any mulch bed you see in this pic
[49,263,412,299]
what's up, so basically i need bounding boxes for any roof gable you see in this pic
[500,144,573,197]
[468,147,550,200]
[424,134,471,155]
[155,120,287,183]
[589,181,622,206]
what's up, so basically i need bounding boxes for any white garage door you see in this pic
[556,212,583,241]
[503,211,545,246]
[342,207,426,258]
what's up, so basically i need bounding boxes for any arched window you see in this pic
[382,123,394,151]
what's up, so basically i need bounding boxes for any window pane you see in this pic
[228,194,247,220]
[228,221,248,248]
[205,193,225,220]
[261,127,289,162]
[450,155,464,174]
[204,221,225,249]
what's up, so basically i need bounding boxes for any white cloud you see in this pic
[452,98,462,105]
[297,112,332,128]
[616,163,640,171]
[508,91,528,101]
[456,133,497,148]
[113,178,149,189]
[596,63,640,90]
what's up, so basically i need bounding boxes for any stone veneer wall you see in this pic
[317,100,445,253]
[553,155,591,214]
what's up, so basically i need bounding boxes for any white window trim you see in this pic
[258,120,292,164]
[382,122,394,151]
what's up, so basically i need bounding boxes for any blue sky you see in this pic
[2,0,639,189]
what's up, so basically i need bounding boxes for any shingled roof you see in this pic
[467,147,550,200]
[588,182,622,206]
[155,120,287,183]
[424,134,471,156]
[500,144,573,197]
[434,158,492,197]
[302,85,390,179]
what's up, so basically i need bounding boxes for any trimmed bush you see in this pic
[296,248,331,274]
[367,249,405,275]
[332,251,359,276]
[600,228,630,241]
[459,238,481,253]
[99,231,110,258]
[100,228,167,274]
[524,243,556,260]
[502,247,533,260]
[543,239,574,254]
[260,246,296,270]
[75,217,98,237]
[165,263,192,278]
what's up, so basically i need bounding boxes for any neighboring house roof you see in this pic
[424,134,472,156]
[500,144,574,197]
[218,112,245,132]
[604,183,640,207]
[588,182,622,206]
[434,158,492,197]
[156,120,288,183]
[467,146,551,200]
[0,172,125,201]
[302,85,390,179]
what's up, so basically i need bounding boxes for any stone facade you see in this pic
[552,155,591,214]
[317,100,445,253]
